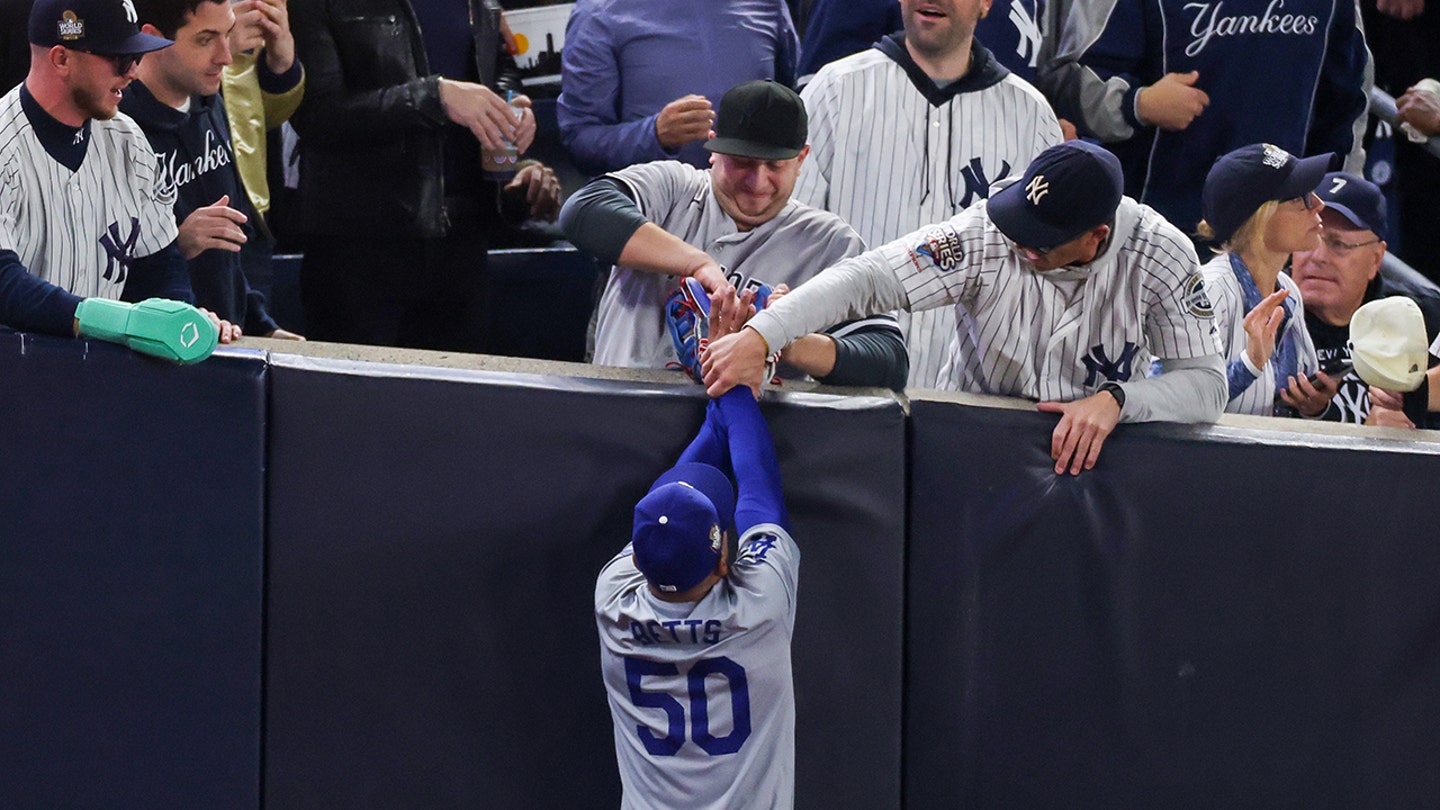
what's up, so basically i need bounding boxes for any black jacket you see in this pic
[290,0,516,238]
[120,81,278,335]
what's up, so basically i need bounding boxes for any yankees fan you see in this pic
[795,0,1062,389]
[1189,144,1328,418]
[596,386,797,809]
[0,0,234,357]
[561,80,906,389]
[122,0,301,339]
[1289,172,1440,428]
[704,140,1226,474]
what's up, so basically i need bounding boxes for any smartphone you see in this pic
[1307,356,1354,386]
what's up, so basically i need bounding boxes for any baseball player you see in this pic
[1188,144,1330,418]
[795,0,1063,388]
[0,0,230,358]
[595,385,797,808]
[704,140,1226,474]
[561,80,906,389]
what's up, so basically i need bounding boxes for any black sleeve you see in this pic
[121,243,195,304]
[815,318,909,391]
[557,177,648,266]
[0,249,82,336]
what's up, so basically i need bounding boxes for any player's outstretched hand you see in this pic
[1280,371,1338,416]
[1136,71,1209,131]
[439,79,519,153]
[655,95,715,150]
[703,329,769,399]
[178,195,248,259]
[505,162,561,221]
[1037,391,1122,475]
[1241,288,1288,372]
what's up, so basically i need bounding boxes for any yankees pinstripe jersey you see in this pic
[747,194,1219,404]
[596,526,799,809]
[1200,253,1318,416]
[594,160,867,370]
[0,85,178,299]
[795,33,1062,389]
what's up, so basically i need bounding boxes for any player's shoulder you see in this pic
[736,524,798,568]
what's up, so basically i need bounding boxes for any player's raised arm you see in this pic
[713,387,788,534]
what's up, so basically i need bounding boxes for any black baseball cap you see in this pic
[987,140,1124,251]
[1316,171,1386,234]
[29,0,172,56]
[705,80,807,161]
[1201,144,1335,244]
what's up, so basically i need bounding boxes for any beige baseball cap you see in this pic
[1349,297,1429,392]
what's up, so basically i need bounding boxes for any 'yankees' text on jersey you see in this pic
[795,34,1062,389]
[593,160,865,370]
[595,526,799,810]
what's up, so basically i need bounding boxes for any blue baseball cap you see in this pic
[1316,171,1386,234]
[29,0,172,55]
[632,462,736,594]
[1201,144,1335,244]
[987,140,1124,251]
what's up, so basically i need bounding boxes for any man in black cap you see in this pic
[704,139,1227,474]
[561,79,907,390]
[0,0,240,357]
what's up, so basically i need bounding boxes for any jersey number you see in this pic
[624,656,751,756]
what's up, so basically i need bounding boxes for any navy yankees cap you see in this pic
[632,462,736,594]
[29,0,172,56]
[1316,171,1386,235]
[987,140,1124,251]
[706,80,807,161]
[1201,144,1335,244]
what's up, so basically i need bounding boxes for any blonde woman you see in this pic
[1194,144,1338,417]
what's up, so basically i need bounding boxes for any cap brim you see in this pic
[1276,152,1335,200]
[986,180,1079,251]
[94,32,173,55]
[1319,200,1374,233]
[650,462,736,531]
[704,137,801,161]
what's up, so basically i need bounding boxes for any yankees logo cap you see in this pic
[632,462,737,594]
[1201,144,1336,245]
[1315,172,1386,235]
[986,140,1124,252]
[29,0,173,56]
[705,80,807,161]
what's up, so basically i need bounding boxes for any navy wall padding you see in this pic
[0,332,266,808]
[484,247,598,362]
[904,398,1440,808]
[263,359,905,808]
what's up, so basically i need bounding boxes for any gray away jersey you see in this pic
[593,160,866,370]
[0,87,177,298]
[795,46,1062,389]
[595,525,799,810]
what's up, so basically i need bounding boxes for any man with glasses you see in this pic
[1290,172,1440,427]
[0,0,241,357]
[703,140,1226,475]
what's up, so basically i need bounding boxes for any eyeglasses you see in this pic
[1318,234,1381,255]
[75,49,144,75]
[1282,192,1319,210]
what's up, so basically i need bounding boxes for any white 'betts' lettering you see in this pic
[1183,0,1320,58]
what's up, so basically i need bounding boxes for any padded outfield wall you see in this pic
[3,332,1440,808]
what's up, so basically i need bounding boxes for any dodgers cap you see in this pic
[987,140,1124,252]
[1316,171,1386,235]
[1201,143,1335,244]
[632,463,737,593]
[29,0,172,56]
[705,80,807,161]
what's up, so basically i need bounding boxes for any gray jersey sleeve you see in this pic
[1119,354,1226,423]
[746,247,911,355]
[1038,0,1140,143]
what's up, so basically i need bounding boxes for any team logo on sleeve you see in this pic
[1182,273,1214,318]
[912,225,965,271]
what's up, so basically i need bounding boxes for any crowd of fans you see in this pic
[3,0,1440,437]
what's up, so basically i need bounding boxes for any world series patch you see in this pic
[913,225,965,271]
[1182,273,1214,318]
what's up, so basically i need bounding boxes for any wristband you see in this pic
[1098,380,1126,410]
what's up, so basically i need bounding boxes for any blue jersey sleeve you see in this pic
[0,249,82,336]
[714,388,788,534]
[122,242,195,304]
[674,398,730,471]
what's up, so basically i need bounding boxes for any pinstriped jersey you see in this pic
[593,160,866,370]
[879,195,1217,401]
[794,35,1062,390]
[0,86,177,300]
[596,525,799,809]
